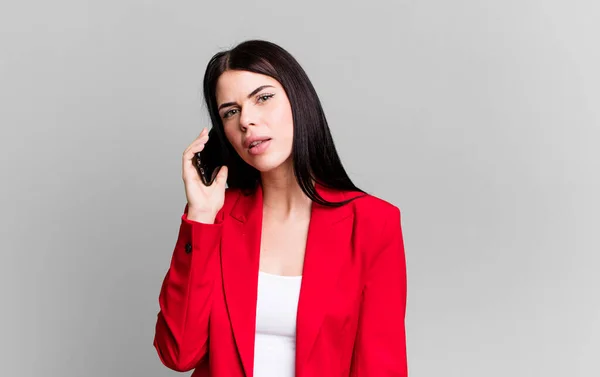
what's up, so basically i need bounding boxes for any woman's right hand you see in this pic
[181,127,228,223]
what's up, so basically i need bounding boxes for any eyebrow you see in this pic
[218,85,275,111]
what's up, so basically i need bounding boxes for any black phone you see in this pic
[191,128,227,186]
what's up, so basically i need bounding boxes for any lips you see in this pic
[247,138,272,155]
[244,137,272,149]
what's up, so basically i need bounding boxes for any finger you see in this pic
[192,131,210,146]
[197,128,208,140]
[182,144,207,164]
[183,135,209,156]
[183,128,209,151]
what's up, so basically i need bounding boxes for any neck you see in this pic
[260,159,313,220]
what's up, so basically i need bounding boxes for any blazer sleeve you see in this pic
[350,206,408,376]
[153,204,224,372]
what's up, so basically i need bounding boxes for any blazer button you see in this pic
[185,242,192,254]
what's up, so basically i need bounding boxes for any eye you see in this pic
[257,93,275,103]
[222,108,239,119]
[221,93,274,119]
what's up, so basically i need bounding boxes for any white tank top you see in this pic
[253,271,302,377]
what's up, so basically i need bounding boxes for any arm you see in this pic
[153,204,223,372]
[350,206,408,376]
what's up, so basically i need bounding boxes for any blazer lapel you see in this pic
[295,184,356,377]
[221,183,359,377]
[221,186,263,377]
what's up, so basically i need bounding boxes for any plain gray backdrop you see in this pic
[1,0,598,376]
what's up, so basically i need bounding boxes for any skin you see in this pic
[214,70,312,276]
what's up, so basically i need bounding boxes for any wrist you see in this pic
[187,209,217,224]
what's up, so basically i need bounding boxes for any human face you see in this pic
[215,70,294,173]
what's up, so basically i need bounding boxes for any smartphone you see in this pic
[192,128,227,186]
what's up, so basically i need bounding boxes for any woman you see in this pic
[153,40,407,377]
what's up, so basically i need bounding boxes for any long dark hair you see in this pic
[202,39,366,207]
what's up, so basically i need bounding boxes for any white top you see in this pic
[253,271,302,377]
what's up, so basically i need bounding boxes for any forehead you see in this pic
[215,70,281,102]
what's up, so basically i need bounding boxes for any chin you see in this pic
[245,153,292,173]
[250,160,286,173]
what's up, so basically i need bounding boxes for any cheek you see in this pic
[223,127,239,148]
[273,104,294,138]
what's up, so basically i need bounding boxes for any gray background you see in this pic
[1,0,598,376]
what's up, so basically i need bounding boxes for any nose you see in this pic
[238,106,257,132]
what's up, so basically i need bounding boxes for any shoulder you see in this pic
[345,191,401,226]
[344,191,403,252]
[338,191,405,269]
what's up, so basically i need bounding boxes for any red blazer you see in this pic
[153,183,407,377]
